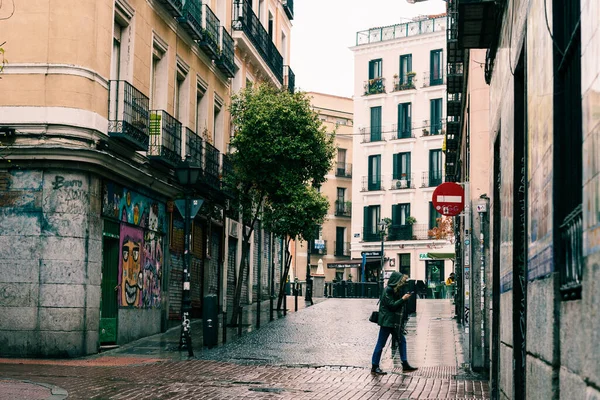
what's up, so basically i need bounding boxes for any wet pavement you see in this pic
[0,298,489,399]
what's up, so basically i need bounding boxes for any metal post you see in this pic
[294,279,298,312]
[270,232,275,322]
[305,241,313,304]
[379,229,385,296]
[179,193,194,357]
[256,225,261,330]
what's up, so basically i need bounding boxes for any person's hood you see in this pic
[387,271,404,287]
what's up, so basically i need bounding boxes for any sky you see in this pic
[290,0,447,98]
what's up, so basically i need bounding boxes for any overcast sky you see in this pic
[290,0,447,98]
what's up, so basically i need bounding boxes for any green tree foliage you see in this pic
[226,85,335,324]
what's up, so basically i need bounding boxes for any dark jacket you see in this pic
[378,271,406,328]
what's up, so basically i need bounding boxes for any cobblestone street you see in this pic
[0,299,489,399]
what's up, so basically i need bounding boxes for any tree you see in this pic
[428,216,454,240]
[226,84,335,325]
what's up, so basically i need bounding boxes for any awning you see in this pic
[426,252,456,260]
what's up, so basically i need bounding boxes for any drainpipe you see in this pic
[477,196,489,368]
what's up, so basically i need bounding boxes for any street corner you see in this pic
[0,378,67,400]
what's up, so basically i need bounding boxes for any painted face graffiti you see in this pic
[121,239,142,306]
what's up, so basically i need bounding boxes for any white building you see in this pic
[350,15,454,294]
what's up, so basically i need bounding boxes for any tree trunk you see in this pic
[229,240,251,326]
[276,238,293,310]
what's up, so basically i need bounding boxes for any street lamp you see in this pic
[175,158,202,357]
[378,220,387,296]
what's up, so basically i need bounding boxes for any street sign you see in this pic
[361,251,382,257]
[314,239,325,250]
[432,182,465,216]
[174,199,205,220]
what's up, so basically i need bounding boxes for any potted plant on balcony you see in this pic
[422,128,430,136]
[406,216,417,225]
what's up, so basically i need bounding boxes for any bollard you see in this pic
[294,283,298,312]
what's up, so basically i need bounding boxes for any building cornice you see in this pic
[2,64,109,89]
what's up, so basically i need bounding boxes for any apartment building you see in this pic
[0,0,294,357]
[350,15,454,288]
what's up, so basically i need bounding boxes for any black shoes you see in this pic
[371,365,388,375]
[402,361,418,372]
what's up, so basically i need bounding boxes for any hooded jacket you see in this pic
[377,271,407,328]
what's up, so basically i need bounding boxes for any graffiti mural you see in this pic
[143,231,163,308]
[119,225,144,307]
[102,182,166,233]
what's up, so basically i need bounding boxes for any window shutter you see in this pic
[393,153,399,179]
[392,204,400,225]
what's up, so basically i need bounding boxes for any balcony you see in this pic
[421,170,444,187]
[232,0,284,84]
[422,119,444,136]
[148,110,182,168]
[334,241,350,257]
[391,174,415,190]
[559,205,583,300]
[363,77,386,95]
[178,0,202,40]
[446,115,460,137]
[422,71,446,87]
[221,153,235,199]
[447,92,462,116]
[283,0,293,20]
[335,162,352,178]
[215,27,235,77]
[204,141,220,190]
[334,200,351,217]
[457,0,501,49]
[284,65,295,93]
[157,0,183,18]
[391,123,414,140]
[199,3,220,59]
[310,239,327,255]
[362,227,384,242]
[447,62,464,94]
[392,75,416,92]
[108,80,150,151]
[388,224,413,241]
[361,176,385,192]
[359,127,385,143]
[184,127,203,168]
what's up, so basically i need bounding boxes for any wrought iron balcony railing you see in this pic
[204,140,220,190]
[363,77,386,95]
[356,16,446,45]
[422,71,446,87]
[362,227,385,242]
[391,174,415,190]
[233,0,284,84]
[199,3,220,59]
[178,0,202,40]
[215,27,235,78]
[392,75,416,91]
[391,123,414,140]
[559,205,583,300]
[421,119,444,136]
[157,0,183,18]
[334,200,351,217]
[108,80,150,151]
[184,127,203,168]
[359,127,385,143]
[283,0,293,20]
[421,170,443,187]
[284,65,295,93]
[334,241,350,257]
[148,110,182,168]
[388,224,413,241]
[361,176,385,192]
[335,162,352,178]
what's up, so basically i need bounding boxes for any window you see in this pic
[335,227,347,256]
[399,254,411,277]
[367,59,384,95]
[429,202,438,230]
[393,152,411,187]
[368,155,381,191]
[151,38,168,110]
[363,205,381,242]
[397,102,412,138]
[213,95,224,146]
[195,79,208,138]
[430,49,443,85]
[336,149,347,176]
[399,54,412,85]
[112,4,133,82]
[268,12,273,39]
[175,63,189,124]
[391,203,411,240]
[335,188,347,215]
[368,59,382,79]
[430,98,443,135]
[429,149,442,186]
[370,106,382,141]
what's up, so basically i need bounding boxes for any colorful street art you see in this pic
[143,231,163,308]
[119,225,144,307]
[102,182,166,233]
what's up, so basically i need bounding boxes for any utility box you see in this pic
[202,295,218,348]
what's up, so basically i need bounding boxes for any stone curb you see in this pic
[0,378,68,400]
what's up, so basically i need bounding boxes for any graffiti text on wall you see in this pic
[102,182,166,233]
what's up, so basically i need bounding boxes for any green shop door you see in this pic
[100,220,120,344]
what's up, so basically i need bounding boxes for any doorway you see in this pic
[100,220,120,344]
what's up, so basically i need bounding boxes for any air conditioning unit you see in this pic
[229,220,239,238]
[396,179,408,189]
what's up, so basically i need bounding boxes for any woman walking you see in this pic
[371,271,418,375]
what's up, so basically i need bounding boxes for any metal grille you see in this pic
[148,110,182,166]
[185,127,203,168]
[108,80,150,150]
[200,4,220,57]
[204,141,220,189]
[179,0,202,40]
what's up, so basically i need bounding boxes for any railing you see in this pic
[204,141,220,189]
[388,224,413,241]
[108,80,150,151]
[283,0,293,20]
[232,0,284,84]
[334,241,350,257]
[391,123,414,140]
[284,65,295,93]
[421,170,443,187]
[559,205,583,300]
[310,240,327,255]
[216,27,235,77]
[392,75,416,91]
[200,3,220,58]
[148,110,182,167]
[335,162,352,178]
[359,127,385,143]
[356,16,446,45]
[185,127,203,168]
[221,153,235,198]
[178,0,202,40]
[157,0,183,18]
[422,119,444,136]
[422,71,446,87]
[363,77,386,95]
[334,200,351,217]
[330,281,380,298]
[362,227,384,242]
[361,176,385,192]
[391,174,415,190]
